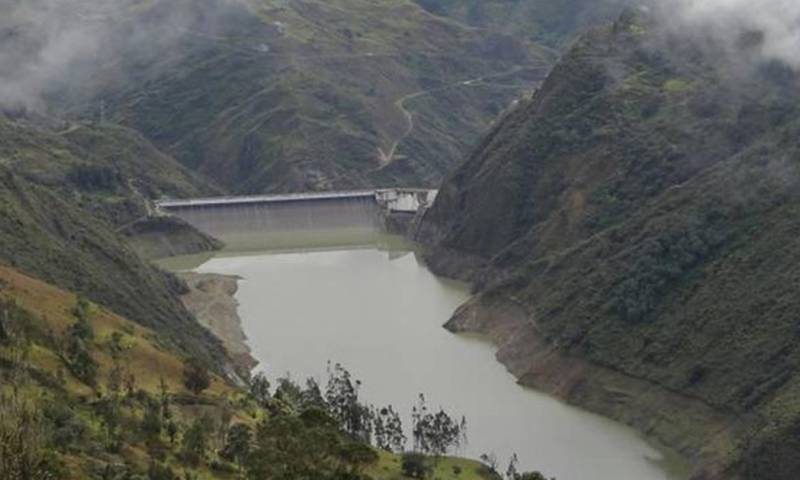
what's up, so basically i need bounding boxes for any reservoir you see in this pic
[160,199,685,480]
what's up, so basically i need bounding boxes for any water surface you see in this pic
[182,236,685,480]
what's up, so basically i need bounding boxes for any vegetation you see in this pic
[0,266,506,479]
[12,0,555,193]
[420,10,800,480]
[0,117,226,370]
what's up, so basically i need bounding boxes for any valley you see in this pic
[2,0,800,479]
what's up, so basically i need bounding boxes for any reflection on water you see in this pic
[165,197,382,253]
[163,235,686,480]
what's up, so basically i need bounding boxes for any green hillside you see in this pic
[0,114,227,368]
[419,11,800,479]
[0,266,498,480]
[28,0,552,193]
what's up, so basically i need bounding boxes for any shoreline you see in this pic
[178,271,258,372]
[442,292,746,480]
[172,240,706,479]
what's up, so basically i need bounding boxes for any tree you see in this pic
[166,420,179,445]
[141,398,163,441]
[412,394,466,457]
[183,359,211,396]
[64,297,98,386]
[301,377,327,410]
[159,377,172,420]
[245,408,359,480]
[506,453,520,480]
[220,423,252,468]
[480,453,499,475]
[107,361,123,395]
[70,297,94,338]
[0,393,59,479]
[95,397,121,451]
[273,376,304,409]
[0,303,9,342]
[181,416,212,466]
[325,363,372,442]
[67,341,98,386]
[249,372,271,407]
[373,405,405,453]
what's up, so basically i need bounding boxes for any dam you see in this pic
[156,188,437,251]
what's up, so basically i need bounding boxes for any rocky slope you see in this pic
[419,11,800,480]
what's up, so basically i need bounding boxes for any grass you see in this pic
[368,450,497,480]
[0,265,234,397]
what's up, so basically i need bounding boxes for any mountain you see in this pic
[414,0,631,47]
[14,0,549,194]
[0,114,228,368]
[419,11,800,479]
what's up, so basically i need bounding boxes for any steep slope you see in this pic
[19,0,551,193]
[419,12,800,480]
[0,115,227,367]
[0,266,497,480]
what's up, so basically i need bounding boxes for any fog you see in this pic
[0,0,252,110]
[0,0,798,110]
[655,0,800,68]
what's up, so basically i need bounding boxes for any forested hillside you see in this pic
[419,11,800,479]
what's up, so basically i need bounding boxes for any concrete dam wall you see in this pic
[156,189,436,251]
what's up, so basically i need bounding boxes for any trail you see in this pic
[377,65,536,167]
[180,23,539,168]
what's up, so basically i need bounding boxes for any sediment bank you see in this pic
[178,272,257,372]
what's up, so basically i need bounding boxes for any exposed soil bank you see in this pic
[420,243,748,480]
[178,272,257,372]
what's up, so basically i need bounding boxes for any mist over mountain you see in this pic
[0,0,247,110]
[659,0,800,69]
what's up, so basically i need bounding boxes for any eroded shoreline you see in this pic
[178,272,258,372]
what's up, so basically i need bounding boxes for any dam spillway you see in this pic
[155,188,437,251]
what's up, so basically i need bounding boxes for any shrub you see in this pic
[401,452,432,479]
[183,359,211,395]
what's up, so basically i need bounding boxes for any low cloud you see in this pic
[653,0,800,68]
[0,0,247,111]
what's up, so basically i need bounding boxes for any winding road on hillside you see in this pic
[377,65,538,167]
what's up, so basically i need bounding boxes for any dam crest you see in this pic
[154,188,437,251]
